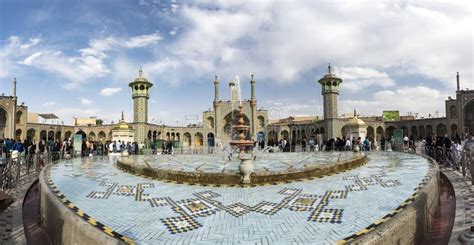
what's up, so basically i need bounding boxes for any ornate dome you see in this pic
[346,110,366,126]
[129,67,153,85]
[113,111,133,130]
[346,116,366,126]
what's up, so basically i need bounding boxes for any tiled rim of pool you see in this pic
[41,152,438,244]
[116,152,368,185]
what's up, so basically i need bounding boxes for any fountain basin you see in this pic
[116,152,367,185]
[38,152,439,244]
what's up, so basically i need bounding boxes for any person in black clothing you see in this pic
[301,138,307,152]
[81,141,87,156]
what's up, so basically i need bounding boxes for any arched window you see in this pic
[16,111,22,124]
[450,105,456,119]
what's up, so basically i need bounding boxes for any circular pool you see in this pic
[116,152,367,185]
[39,152,439,245]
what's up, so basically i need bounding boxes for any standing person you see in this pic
[131,142,136,155]
[451,140,462,169]
[363,137,370,151]
[151,141,157,155]
[345,137,352,151]
[108,141,115,154]
[0,139,4,158]
[380,136,386,151]
[115,140,122,153]
[309,138,315,152]
[28,140,36,166]
[301,138,307,152]
[5,138,13,158]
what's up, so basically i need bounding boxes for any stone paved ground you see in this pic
[0,172,39,245]
[442,168,474,244]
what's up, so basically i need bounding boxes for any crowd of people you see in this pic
[263,132,474,155]
[1,133,472,159]
[0,137,150,160]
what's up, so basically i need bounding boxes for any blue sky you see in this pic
[0,0,472,125]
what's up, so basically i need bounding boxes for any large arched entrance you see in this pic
[465,100,474,134]
[207,132,215,147]
[436,123,447,136]
[88,132,96,141]
[0,107,7,139]
[65,131,72,141]
[147,130,152,140]
[268,130,278,146]
[410,126,418,138]
[418,126,425,139]
[194,132,203,147]
[15,129,22,140]
[400,125,408,136]
[183,133,191,147]
[280,130,289,140]
[376,126,384,140]
[366,126,374,140]
[426,125,433,137]
[47,131,54,141]
[386,126,396,138]
[223,110,250,143]
[27,128,36,142]
[257,131,265,148]
[451,124,458,136]
[40,130,47,141]
[76,130,86,141]
[55,131,62,141]
[98,131,106,143]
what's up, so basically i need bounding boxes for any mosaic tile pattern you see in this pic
[46,152,433,244]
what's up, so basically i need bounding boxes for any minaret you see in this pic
[213,75,219,137]
[456,72,460,91]
[12,78,17,139]
[250,74,256,100]
[129,67,153,123]
[250,75,257,138]
[129,67,153,143]
[214,75,219,101]
[318,63,343,140]
[318,63,342,119]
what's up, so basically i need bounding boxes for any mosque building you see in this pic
[0,65,473,150]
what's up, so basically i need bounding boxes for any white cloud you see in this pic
[264,99,322,119]
[42,101,56,107]
[100,87,123,96]
[169,26,178,36]
[124,33,162,48]
[4,33,162,88]
[19,52,44,65]
[340,86,447,118]
[20,37,41,50]
[156,1,472,89]
[54,108,101,123]
[79,97,93,105]
[336,66,395,92]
